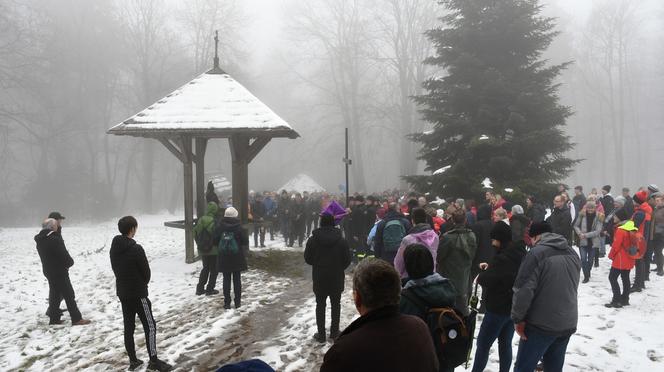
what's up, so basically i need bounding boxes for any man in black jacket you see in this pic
[547,195,572,244]
[251,194,266,248]
[35,217,90,326]
[214,207,249,309]
[304,213,351,342]
[110,216,172,372]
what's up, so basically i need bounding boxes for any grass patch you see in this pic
[247,250,307,278]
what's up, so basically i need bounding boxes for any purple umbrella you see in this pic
[321,200,348,225]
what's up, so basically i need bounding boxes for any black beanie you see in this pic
[490,221,512,248]
[529,221,552,238]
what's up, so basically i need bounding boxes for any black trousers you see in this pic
[609,268,630,303]
[197,255,218,292]
[222,271,242,306]
[289,221,305,247]
[633,259,646,288]
[47,273,82,323]
[253,223,265,247]
[121,297,158,361]
[314,290,341,336]
[654,235,664,271]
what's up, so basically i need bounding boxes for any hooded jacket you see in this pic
[194,202,219,256]
[110,235,150,299]
[609,227,638,270]
[35,229,74,278]
[304,226,351,294]
[436,226,477,312]
[214,217,249,273]
[393,223,440,279]
[477,240,527,315]
[471,205,494,273]
[511,233,580,336]
[399,273,457,319]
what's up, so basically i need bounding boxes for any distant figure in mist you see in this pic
[110,216,172,371]
[206,180,220,206]
[304,213,351,343]
[34,214,91,326]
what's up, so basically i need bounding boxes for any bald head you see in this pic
[42,218,58,231]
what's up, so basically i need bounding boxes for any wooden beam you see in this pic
[180,136,196,263]
[246,137,271,162]
[157,137,185,163]
[195,138,208,219]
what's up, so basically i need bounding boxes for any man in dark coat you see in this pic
[35,217,90,326]
[525,196,546,223]
[572,186,587,221]
[547,195,572,243]
[277,190,290,241]
[470,204,494,312]
[251,194,266,248]
[214,207,249,309]
[320,259,439,372]
[288,193,306,247]
[304,213,351,342]
[110,216,172,371]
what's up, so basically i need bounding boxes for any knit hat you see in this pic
[224,207,239,218]
[511,204,524,215]
[529,221,552,238]
[648,184,660,194]
[490,221,512,248]
[633,191,647,204]
[602,185,612,193]
[614,195,626,206]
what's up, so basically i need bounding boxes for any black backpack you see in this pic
[195,226,214,253]
[401,288,476,369]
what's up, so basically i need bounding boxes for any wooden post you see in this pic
[195,138,208,219]
[229,135,250,224]
[181,136,195,263]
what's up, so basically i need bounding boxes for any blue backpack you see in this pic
[383,219,406,252]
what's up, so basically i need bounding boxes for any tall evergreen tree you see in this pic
[407,0,577,201]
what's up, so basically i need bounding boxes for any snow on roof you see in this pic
[433,165,451,175]
[108,72,299,138]
[479,134,489,140]
[210,174,231,193]
[279,174,326,193]
[481,177,493,189]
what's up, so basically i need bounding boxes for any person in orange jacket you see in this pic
[606,220,644,308]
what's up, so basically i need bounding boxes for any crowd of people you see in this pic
[32,180,663,371]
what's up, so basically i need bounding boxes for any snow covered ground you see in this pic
[1,214,663,371]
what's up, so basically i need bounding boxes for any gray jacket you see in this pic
[573,212,604,248]
[511,233,581,336]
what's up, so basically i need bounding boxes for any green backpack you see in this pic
[219,231,239,254]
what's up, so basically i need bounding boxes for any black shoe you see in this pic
[621,299,630,306]
[205,289,219,296]
[147,359,172,372]
[260,244,266,248]
[224,303,231,310]
[234,300,241,309]
[582,277,589,283]
[630,286,643,293]
[657,271,664,276]
[329,329,340,340]
[129,359,144,371]
[651,268,659,272]
[645,276,650,281]
[594,262,599,268]
[604,302,622,308]
[49,319,64,325]
[196,287,205,296]
[313,332,326,343]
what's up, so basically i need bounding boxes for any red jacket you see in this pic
[609,228,643,270]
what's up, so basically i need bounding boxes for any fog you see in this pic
[1,0,662,225]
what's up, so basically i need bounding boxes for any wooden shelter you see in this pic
[108,34,299,262]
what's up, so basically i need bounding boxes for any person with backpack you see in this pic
[436,210,478,315]
[320,258,439,372]
[471,221,527,372]
[374,202,411,265]
[399,244,459,372]
[394,208,440,279]
[214,206,249,309]
[194,202,220,296]
[631,191,652,292]
[606,220,643,308]
[110,216,172,371]
[304,213,352,343]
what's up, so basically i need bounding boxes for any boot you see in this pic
[604,301,623,308]
[313,332,326,343]
[147,358,172,372]
[196,285,205,296]
[205,289,219,296]
[129,359,144,371]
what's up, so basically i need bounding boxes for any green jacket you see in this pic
[436,227,477,310]
[399,273,457,320]
[194,202,219,256]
